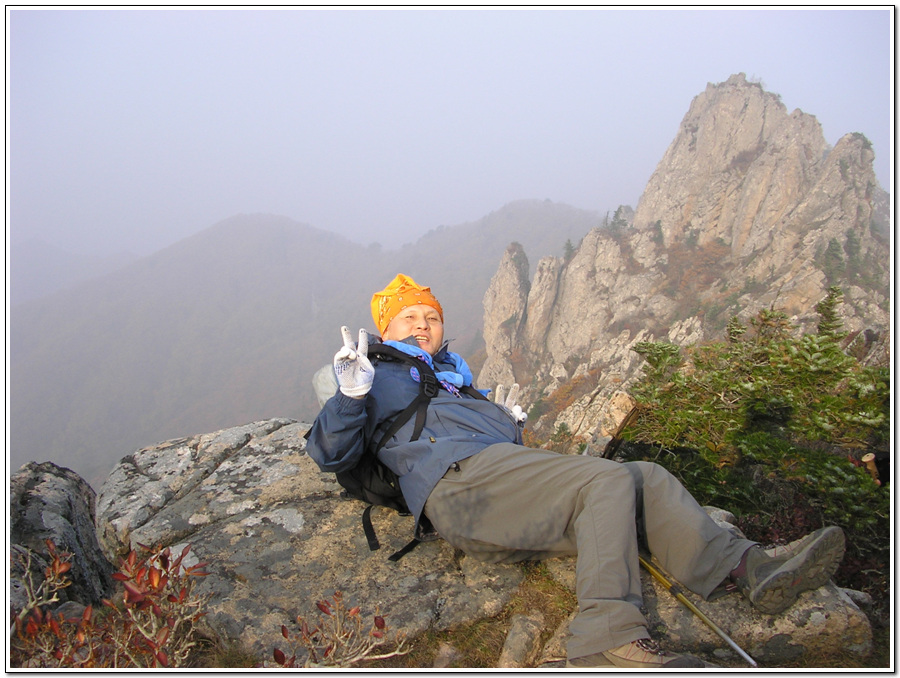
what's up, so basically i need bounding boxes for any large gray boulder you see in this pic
[95,418,523,659]
[10,461,115,611]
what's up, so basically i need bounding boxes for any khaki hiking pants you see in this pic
[423,443,755,659]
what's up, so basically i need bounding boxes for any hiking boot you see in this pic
[566,638,706,668]
[763,527,841,559]
[732,525,845,615]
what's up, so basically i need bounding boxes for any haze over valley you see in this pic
[9,10,891,488]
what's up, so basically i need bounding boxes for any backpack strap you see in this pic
[367,343,441,454]
[361,504,381,551]
[361,503,424,561]
[388,539,422,562]
[460,384,489,401]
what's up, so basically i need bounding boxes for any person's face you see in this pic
[382,304,444,355]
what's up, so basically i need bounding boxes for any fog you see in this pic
[8,8,893,258]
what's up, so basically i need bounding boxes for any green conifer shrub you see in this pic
[622,288,889,604]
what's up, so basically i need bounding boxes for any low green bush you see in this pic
[621,288,889,608]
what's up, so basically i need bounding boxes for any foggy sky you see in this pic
[9,8,893,258]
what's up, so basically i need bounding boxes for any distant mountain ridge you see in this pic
[10,203,598,486]
[10,238,139,306]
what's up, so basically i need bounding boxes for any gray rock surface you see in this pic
[95,418,524,659]
[10,461,115,609]
[497,611,545,668]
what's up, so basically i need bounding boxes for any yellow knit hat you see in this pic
[371,274,443,336]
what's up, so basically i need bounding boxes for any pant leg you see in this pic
[424,443,648,657]
[624,461,755,599]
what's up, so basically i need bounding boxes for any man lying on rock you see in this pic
[305,273,845,669]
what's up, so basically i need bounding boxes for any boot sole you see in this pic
[749,526,845,615]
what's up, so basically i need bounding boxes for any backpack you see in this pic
[309,342,488,560]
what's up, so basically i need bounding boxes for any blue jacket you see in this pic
[306,338,524,528]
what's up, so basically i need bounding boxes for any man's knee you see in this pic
[585,462,638,506]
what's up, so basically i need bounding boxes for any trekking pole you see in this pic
[638,555,758,668]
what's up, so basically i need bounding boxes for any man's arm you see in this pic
[306,390,369,473]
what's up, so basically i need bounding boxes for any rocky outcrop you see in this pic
[478,74,889,442]
[10,462,115,612]
[632,74,887,330]
[88,418,871,666]
[95,419,525,659]
[481,242,532,387]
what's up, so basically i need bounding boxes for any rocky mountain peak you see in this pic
[634,72,828,253]
[478,74,889,444]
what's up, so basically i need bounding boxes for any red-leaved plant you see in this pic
[272,590,409,668]
[10,540,209,668]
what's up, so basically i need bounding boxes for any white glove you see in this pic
[494,383,527,424]
[333,327,374,398]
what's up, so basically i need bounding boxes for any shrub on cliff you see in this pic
[622,287,889,607]
[629,288,888,455]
